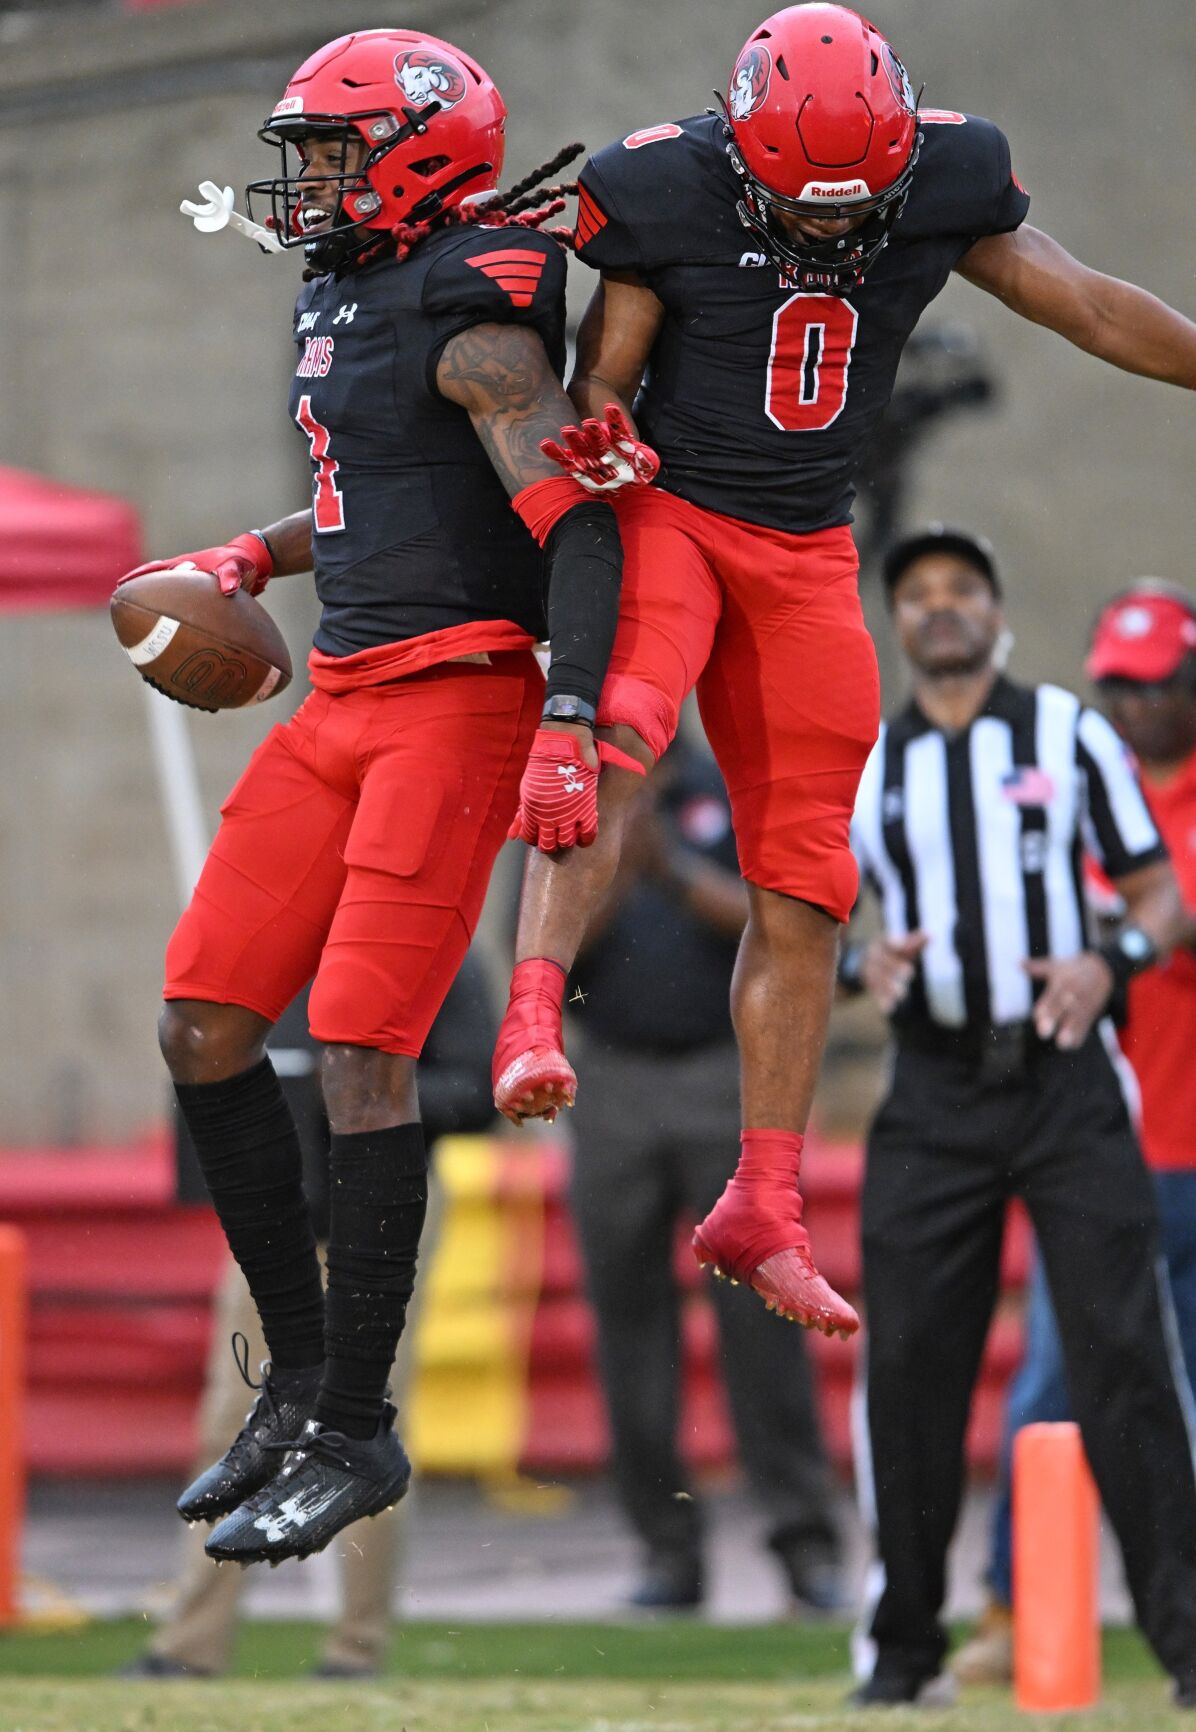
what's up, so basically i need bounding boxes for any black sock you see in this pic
[174,1057,325,1370]
[316,1122,428,1440]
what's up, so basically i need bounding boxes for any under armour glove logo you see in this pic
[510,729,647,853]
[511,729,601,852]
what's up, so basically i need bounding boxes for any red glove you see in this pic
[510,729,601,852]
[510,729,647,853]
[117,531,274,598]
[539,403,660,494]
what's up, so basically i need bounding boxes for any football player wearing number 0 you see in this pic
[495,3,1196,1340]
[123,30,630,1567]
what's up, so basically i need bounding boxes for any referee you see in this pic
[843,526,1196,1710]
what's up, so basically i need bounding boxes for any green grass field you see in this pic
[0,1619,1178,1731]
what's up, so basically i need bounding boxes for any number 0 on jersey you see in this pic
[765,294,859,433]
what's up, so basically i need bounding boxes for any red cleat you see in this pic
[493,958,577,1125]
[692,1131,859,1339]
[692,1227,859,1339]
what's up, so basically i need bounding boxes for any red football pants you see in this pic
[165,652,542,1054]
[597,487,879,922]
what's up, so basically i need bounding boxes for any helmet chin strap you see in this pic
[733,195,870,294]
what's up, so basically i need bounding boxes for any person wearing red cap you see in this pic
[1089,585,1196,1187]
[954,580,1196,1692]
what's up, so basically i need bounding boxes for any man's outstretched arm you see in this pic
[957,224,1196,387]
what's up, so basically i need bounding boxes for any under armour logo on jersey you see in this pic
[333,303,358,326]
[464,248,546,309]
[556,762,585,795]
[575,185,608,249]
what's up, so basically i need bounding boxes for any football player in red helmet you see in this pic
[247,30,509,274]
[719,6,919,292]
[121,29,649,1569]
[497,0,1196,1372]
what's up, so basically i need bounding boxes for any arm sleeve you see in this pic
[541,499,623,710]
[1075,706,1169,878]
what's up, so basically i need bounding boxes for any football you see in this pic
[110,568,292,712]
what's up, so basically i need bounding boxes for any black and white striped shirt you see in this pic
[850,676,1167,1033]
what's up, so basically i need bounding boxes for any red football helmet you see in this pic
[247,30,507,272]
[719,5,920,291]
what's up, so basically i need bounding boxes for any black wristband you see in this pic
[541,694,597,727]
[248,529,277,570]
[541,500,623,713]
[837,940,867,996]
[1096,924,1158,994]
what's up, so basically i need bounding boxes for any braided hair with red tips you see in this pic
[390,141,585,262]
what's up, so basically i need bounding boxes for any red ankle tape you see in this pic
[736,1129,804,1182]
[508,958,567,1004]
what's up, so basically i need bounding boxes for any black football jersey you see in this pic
[576,113,1029,534]
[287,224,568,656]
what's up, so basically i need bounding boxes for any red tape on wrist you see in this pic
[597,740,646,777]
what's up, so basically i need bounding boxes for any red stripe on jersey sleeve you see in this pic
[575,185,608,247]
[465,249,547,309]
[465,248,551,266]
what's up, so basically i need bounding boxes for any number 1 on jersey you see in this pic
[765,294,859,433]
[295,395,346,533]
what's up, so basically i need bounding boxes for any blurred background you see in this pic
[0,0,1190,1660]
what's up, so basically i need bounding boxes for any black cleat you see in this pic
[176,1334,323,1525]
[203,1402,411,1566]
[116,1652,214,1680]
[848,1670,957,1708]
[627,1553,704,1611]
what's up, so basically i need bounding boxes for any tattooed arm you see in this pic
[436,321,587,494]
[436,323,624,786]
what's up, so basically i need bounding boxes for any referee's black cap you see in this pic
[882,524,1002,603]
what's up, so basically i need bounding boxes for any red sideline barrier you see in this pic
[0,1134,1032,1478]
[0,1225,27,1624]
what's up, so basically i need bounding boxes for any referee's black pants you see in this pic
[861,1026,1196,1690]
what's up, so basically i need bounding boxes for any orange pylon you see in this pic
[1013,1420,1100,1712]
